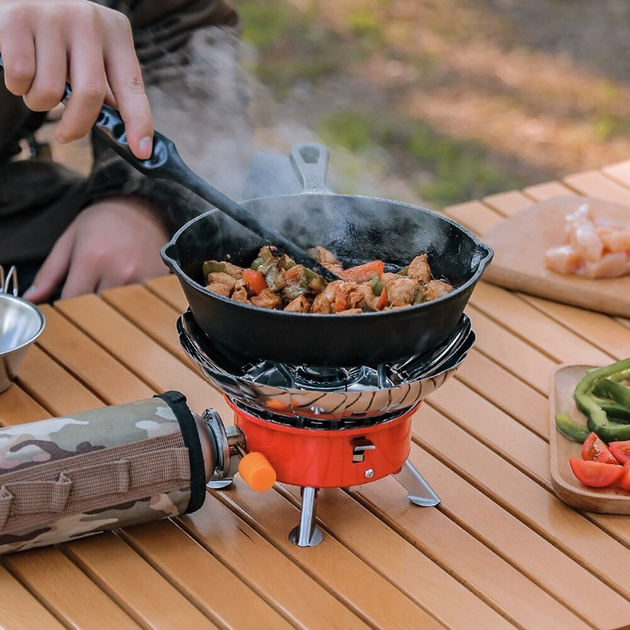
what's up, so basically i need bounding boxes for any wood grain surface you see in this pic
[5,160,630,630]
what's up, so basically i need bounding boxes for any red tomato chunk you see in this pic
[581,432,620,464]
[609,440,630,465]
[569,458,624,488]
[618,463,630,492]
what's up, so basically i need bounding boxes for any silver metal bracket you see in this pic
[288,487,324,547]
[393,459,440,507]
[351,437,376,463]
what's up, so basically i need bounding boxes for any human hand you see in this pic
[24,198,170,303]
[0,0,153,159]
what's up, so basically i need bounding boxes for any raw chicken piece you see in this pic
[598,228,630,253]
[568,222,604,262]
[544,246,581,275]
[577,252,628,279]
[545,202,630,279]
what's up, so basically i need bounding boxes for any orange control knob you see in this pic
[238,452,276,492]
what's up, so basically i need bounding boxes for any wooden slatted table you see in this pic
[2,161,630,630]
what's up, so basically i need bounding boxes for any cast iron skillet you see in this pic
[2,52,491,367]
[161,143,493,367]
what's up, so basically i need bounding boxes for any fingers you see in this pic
[102,12,153,159]
[55,11,109,143]
[0,0,153,159]
[23,228,74,304]
[0,13,37,96]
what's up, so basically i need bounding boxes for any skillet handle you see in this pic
[289,143,333,194]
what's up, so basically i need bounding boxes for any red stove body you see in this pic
[227,397,418,489]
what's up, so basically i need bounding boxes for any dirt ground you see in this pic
[48,1,630,212]
[234,0,630,209]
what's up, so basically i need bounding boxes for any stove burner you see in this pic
[178,309,475,419]
[245,362,392,392]
[230,396,418,430]
[290,365,370,390]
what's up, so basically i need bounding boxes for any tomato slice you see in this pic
[243,268,267,295]
[376,287,388,310]
[609,440,630,465]
[569,459,624,488]
[581,432,619,464]
[339,260,385,283]
[617,462,630,492]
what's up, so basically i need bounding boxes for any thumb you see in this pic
[23,232,74,304]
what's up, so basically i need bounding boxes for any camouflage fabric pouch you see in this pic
[0,391,208,554]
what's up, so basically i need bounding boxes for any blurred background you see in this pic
[234,0,630,209]
[49,0,630,212]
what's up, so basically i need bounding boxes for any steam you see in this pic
[142,26,452,273]
[144,27,255,202]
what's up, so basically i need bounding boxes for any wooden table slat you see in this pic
[522,181,578,201]
[0,565,67,630]
[119,520,294,630]
[408,420,630,630]
[482,190,534,216]
[418,408,630,604]
[563,169,630,205]
[3,548,141,630]
[63,535,219,629]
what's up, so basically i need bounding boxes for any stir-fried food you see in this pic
[202,246,453,314]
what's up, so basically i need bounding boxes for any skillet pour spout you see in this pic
[162,143,493,367]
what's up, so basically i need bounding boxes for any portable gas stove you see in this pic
[179,310,475,546]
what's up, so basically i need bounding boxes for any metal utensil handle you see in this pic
[289,143,333,195]
[0,54,339,282]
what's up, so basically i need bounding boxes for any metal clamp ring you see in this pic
[202,408,231,479]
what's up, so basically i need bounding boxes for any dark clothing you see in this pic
[0,0,251,277]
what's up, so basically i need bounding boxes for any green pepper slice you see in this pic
[554,413,589,442]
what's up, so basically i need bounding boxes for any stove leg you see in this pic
[207,477,233,490]
[288,487,324,547]
[394,459,440,507]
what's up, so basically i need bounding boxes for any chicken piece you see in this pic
[284,295,311,313]
[598,228,630,253]
[309,246,338,265]
[231,279,249,303]
[321,280,342,302]
[310,292,332,314]
[251,288,283,310]
[351,284,378,310]
[338,308,363,316]
[333,281,376,313]
[407,254,432,284]
[307,245,344,276]
[380,272,398,285]
[208,271,238,291]
[544,245,581,275]
[386,277,419,307]
[425,279,453,301]
[577,251,628,279]
[222,262,244,279]
[568,222,604,262]
[206,283,232,298]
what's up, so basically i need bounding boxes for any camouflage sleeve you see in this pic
[86,0,253,234]
[0,391,210,555]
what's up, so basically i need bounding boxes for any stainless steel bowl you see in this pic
[0,293,45,393]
